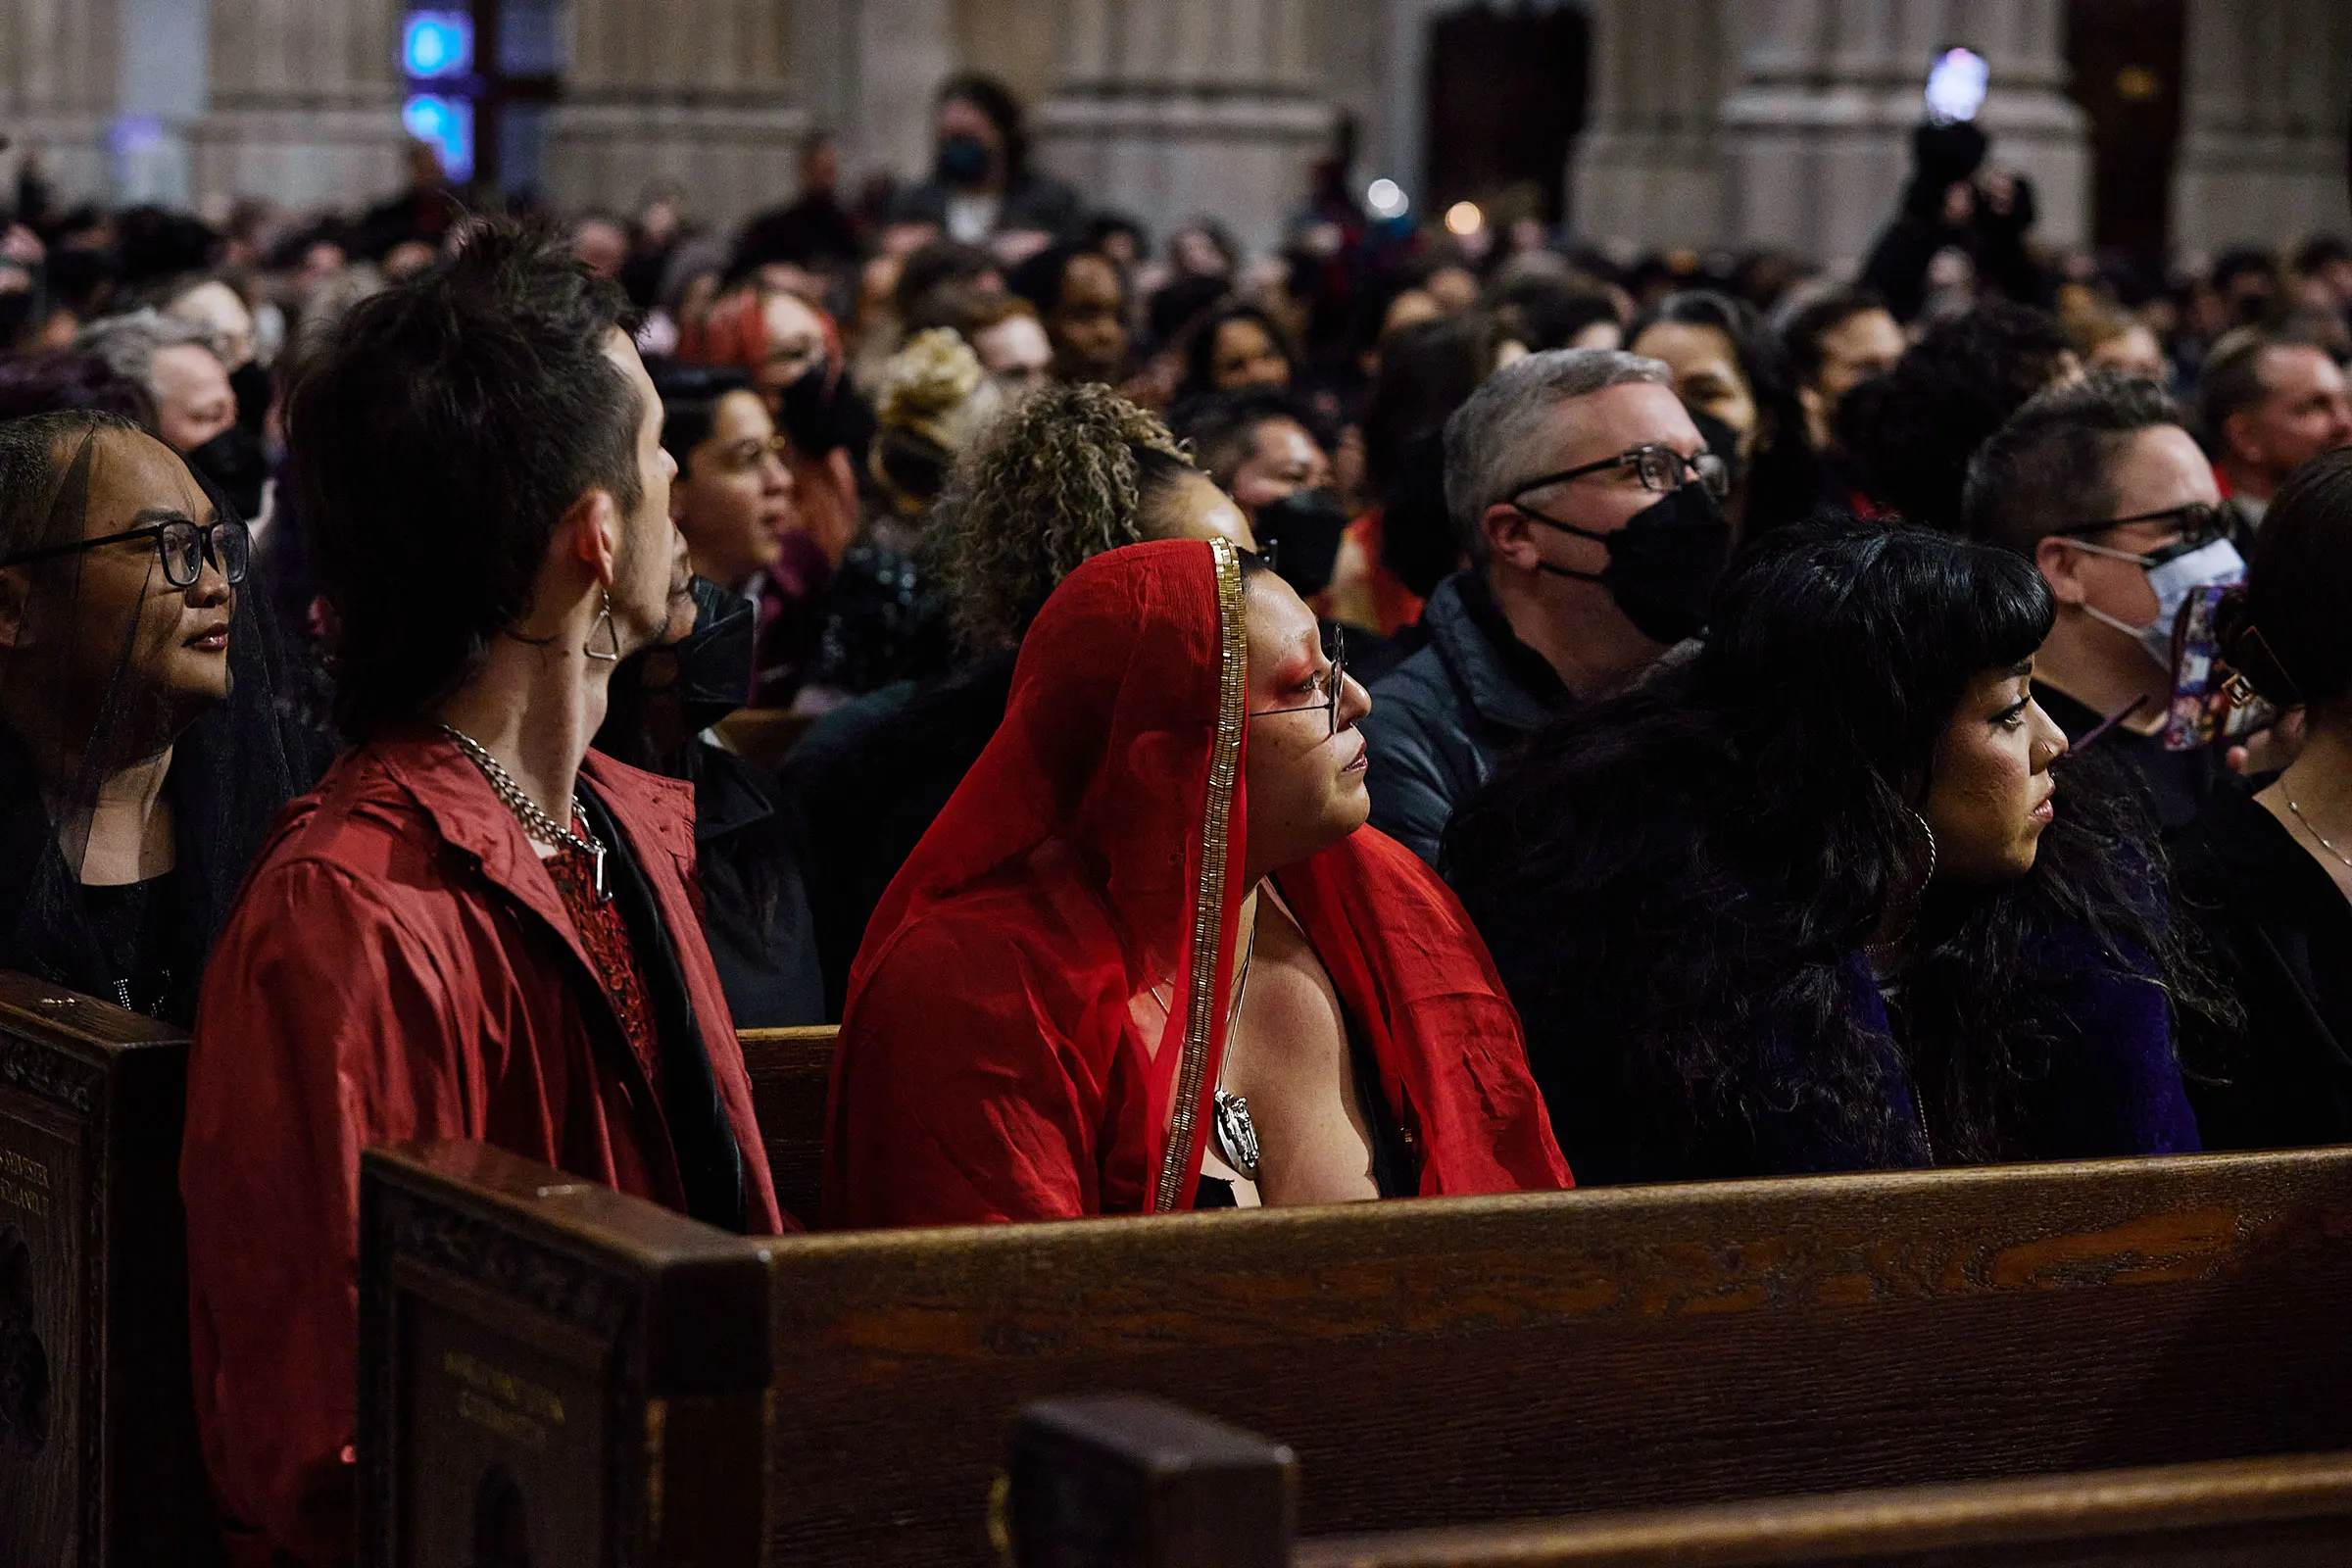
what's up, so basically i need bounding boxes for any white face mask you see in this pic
[2065,534,2246,670]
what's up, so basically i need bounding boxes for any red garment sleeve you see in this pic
[181,861,470,1566]
[824,918,1143,1227]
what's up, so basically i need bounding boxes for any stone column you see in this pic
[546,0,808,226]
[1714,0,2087,270]
[2172,0,2352,254]
[1570,0,1741,255]
[186,0,410,214]
[0,0,123,205]
[1032,0,1336,258]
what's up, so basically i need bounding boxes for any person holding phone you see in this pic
[1961,372,2245,832]
[1860,47,2053,322]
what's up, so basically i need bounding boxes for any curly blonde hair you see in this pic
[931,382,1196,654]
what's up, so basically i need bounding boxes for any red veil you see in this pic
[823,538,1567,1226]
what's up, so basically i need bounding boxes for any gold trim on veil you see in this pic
[1152,536,1249,1212]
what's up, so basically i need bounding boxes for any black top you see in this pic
[2034,681,2235,837]
[689,743,826,1029]
[79,870,186,1017]
[2174,784,2352,1150]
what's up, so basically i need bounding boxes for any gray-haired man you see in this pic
[1361,348,1730,864]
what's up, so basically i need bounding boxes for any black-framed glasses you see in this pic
[1516,444,1732,503]
[1,515,249,589]
[1248,624,1348,737]
[2053,502,2226,565]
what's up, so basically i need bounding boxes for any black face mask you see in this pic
[1519,481,1732,645]
[227,359,272,433]
[659,576,758,734]
[185,425,268,524]
[934,133,994,189]
[775,359,838,456]
[1254,487,1350,598]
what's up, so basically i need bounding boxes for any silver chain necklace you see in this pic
[2284,791,2352,879]
[439,723,610,900]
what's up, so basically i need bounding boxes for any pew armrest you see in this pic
[1006,1395,1298,1568]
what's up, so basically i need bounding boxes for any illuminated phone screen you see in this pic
[1926,47,1990,124]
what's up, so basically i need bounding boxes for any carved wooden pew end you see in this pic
[357,1142,772,1568]
[0,973,217,1567]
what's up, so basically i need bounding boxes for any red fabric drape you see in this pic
[822,538,1567,1228]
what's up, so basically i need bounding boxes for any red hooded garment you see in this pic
[181,734,784,1566]
[822,537,1569,1227]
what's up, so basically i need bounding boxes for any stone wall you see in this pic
[9,0,2349,261]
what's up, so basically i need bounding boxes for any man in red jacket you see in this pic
[181,221,784,1567]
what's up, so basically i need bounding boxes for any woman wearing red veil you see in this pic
[824,537,1569,1223]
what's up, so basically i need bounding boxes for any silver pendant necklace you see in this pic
[439,723,611,900]
[1210,921,1261,1182]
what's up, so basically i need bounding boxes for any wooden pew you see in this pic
[1004,1396,2352,1567]
[0,971,219,1566]
[362,1140,2352,1567]
[736,1024,837,1229]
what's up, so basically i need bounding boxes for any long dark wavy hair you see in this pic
[1447,519,2231,1172]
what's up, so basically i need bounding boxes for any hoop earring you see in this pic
[585,589,621,662]
[1908,808,1938,891]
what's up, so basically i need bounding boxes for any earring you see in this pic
[585,589,621,662]
[1908,808,1938,890]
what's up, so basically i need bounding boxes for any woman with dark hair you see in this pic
[1008,241,1132,386]
[1447,520,2213,1184]
[2177,449,2352,1149]
[1174,300,1298,403]
[1629,289,1819,537]
[1336,311,1523,633]
[0,409,309,1024]
[890,73,1083,243]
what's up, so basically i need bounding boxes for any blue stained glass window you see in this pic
[402,12,473,79]
[402,93,474,181]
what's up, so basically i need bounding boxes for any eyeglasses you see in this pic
[1248,624,1348,738]
[0,515,249,589]
[1516,444,1732,504]
[2053,502,2226,565]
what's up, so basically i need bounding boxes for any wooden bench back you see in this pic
[362,1142,2352,1567]
[0,971,219,1566]
[737,1025,836,1229]
[1005,1396,2352,1568]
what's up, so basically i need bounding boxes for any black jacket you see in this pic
[1359,570,1569,865]
[888,172,1084,239]
[2174,785,2352,1149]
[691,743,826,1029]
[774,653,1018,1017]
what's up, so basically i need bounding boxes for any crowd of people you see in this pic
[9,72,2352,1564]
